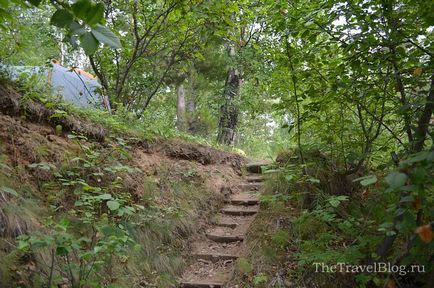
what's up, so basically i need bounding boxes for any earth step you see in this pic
[226,192,259,205]
[193,252,239,262]
[192,238,242,262]
[220,204,259,216]
[211,214,255,228]
[246,161,272,173]
[238,182,264,191]
[180,260,234,288]
[246,175,265,182]
[206,226,244,243]
[180,281,224,288]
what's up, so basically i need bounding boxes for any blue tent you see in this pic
[1,61,110,110]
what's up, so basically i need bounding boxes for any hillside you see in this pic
[1,81,433,288]
[0,83,249,287]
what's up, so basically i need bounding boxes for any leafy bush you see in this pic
[14,135,142,287]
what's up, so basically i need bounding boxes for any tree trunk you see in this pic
[186,97,195,114]
[186,66,198,134]
[217,44,240,145]
[391,56,414,145]
[176,83,187,131]
[413,73,434,152]
[217,67,240,145]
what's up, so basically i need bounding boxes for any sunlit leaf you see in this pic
[91,24,121,49]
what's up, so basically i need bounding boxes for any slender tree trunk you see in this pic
[284,36,305,169]
[217,68,240,145]
[186,66,198,133]
[413,72,434,152]
[217,45,240,145]
[391,55,414,144]
[58,32,65,66]
[176,83,187,131]
[381,1,414,145]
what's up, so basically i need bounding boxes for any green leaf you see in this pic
[51,9,73,28]
[86,3,105,26]
[354,175,377,186]
[81,32,99,55]
[28,0,42,6]
[50,109,67,119]
[107,200,120,211]
[253,273,268,285]
[72,0,91,20]
[329,199,340,207]
[385,172,408,189]
[0,0,9,8]
[58,218,70,229]
[401,151,429,165]
[30,238,50,249]
[56,246,69,256]
[307,177,320,184]
[69,21,86,35]
[328,195,349,207]
[1,186,18,196]
[285,174,294,182]
[308,33,317,43]
[97,193,112,200]
[28,162,53,170]
[17,239,30,250]
[91,24,121,49]
[69,35,80,49]
[0,9,13,24]
[361,176,377,186]
[399,195,414,203]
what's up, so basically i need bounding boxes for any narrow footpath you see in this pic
[179,161,267,287]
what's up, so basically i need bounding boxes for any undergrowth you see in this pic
[0,127,224,287]
[231,149,433,288]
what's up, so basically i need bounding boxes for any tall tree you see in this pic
[217,1,261,145]
[217,39,241,145]
[88,0,235,115]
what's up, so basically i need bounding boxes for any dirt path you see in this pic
[179,161,268,288]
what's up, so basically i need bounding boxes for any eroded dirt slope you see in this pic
[0,83,247,287]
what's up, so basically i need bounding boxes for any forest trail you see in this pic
[179,161,268,288]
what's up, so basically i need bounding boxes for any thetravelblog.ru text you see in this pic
[313,262,425,276]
